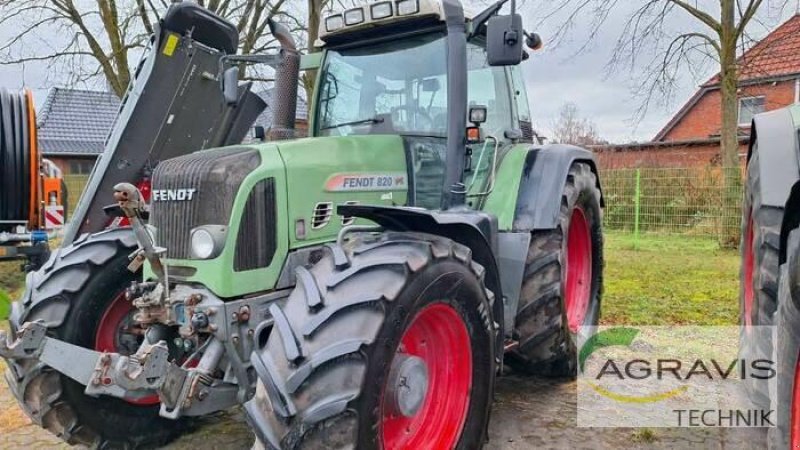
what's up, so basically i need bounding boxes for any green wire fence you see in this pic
[62,174,90,217]
[601,166,745,245]
[63,166,745,244]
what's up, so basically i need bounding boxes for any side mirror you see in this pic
[223,66,240,105]
[486,14,523,66]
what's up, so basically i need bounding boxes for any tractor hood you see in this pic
[149,134,409,298]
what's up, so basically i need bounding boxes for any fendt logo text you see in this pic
[152,188,197,201]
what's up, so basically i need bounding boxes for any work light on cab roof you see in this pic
[322,0,442,37]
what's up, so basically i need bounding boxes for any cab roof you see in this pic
[317,0,477,47]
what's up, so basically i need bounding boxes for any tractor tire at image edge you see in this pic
[740,145,782,408]
[769,227,800,449]
[4,228,188,448]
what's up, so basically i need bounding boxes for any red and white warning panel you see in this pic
[44,205,65,230]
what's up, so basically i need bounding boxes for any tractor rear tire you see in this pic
[245,232,496,449]
[769,227,800,449]
[5,229,187,448]
[507,162,603,378]
[740,145,782,408]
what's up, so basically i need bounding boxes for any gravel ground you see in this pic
[0,363,767,449]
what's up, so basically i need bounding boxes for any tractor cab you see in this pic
[308,0,538,209]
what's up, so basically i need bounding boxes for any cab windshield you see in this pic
[317,33,447,137]
[316,32,513,138]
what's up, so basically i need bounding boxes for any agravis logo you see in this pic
[578,327,775,404]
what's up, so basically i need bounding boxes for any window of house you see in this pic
[69,159,96,175]
[739,96,765,125]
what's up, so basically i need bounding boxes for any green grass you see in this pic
[0,260,23,299]
[0,231,740,326]
[602,231,739,325]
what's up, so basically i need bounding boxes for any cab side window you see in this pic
[467,43,514,140]
[510,66,534,143]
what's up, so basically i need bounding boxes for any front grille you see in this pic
[234,178,277,271]
[151,147,261,259]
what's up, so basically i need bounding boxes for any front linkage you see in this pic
[0,183,284,420]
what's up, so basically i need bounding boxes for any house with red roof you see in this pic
[595,14,800,168]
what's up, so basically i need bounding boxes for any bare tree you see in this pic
[538,0,790,245]
[302,0,360,99]
[550,102,606,146]
[0,0,299,98]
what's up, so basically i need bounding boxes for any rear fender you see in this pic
[512,144,603,231]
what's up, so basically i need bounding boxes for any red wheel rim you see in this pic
[95,292,160,406]
[565,206,593,333]
[381,303,472,449]
[743,211,755,330]
[791,351,800,448]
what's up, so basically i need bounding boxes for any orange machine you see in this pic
[1,88,66,269]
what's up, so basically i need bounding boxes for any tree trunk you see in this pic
[718,0,743,247]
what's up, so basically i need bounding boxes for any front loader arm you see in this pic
[63,2,266,246]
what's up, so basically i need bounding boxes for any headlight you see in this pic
[190,225,227,260]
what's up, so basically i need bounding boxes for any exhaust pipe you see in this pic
[267,18,300,141]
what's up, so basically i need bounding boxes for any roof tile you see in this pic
[37,88,120,155]
[706,14,800,85]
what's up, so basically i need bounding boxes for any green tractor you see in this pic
[1,0,604,448]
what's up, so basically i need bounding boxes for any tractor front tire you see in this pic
[740,145,782,408]
[5,229,187,448]
[245,232,497,449]
[507,162,603,378]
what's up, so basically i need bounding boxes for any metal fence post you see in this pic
[634,168,641,248]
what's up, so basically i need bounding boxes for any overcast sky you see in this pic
[0,1,796,143]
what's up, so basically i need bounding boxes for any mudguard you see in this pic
[513,144,603,231]
[338,204,506,348]
[748,108,800,209]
